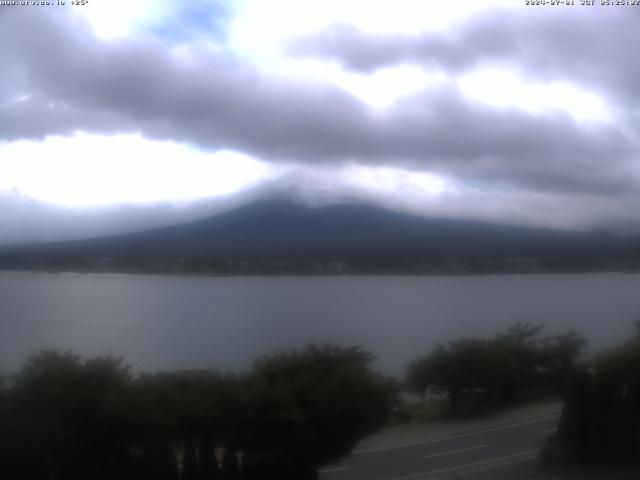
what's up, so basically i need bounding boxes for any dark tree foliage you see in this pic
[0,344,392,480]
[550,325,640,469]
[129,369,240,480]
[242,345,393,479]
[406,323,586,415]
[2,351,134,480]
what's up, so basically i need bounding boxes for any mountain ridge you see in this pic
[0,197,638,274]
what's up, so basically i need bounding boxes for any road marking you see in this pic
[541,428,557,434]
[318,466,351,474]
[452,451,539,478]
[423,444,487,459]
[381,449,540,480]
[354,414,559,455]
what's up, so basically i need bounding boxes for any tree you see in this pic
[548,324,640,469]
[406,323,586,415]
[243,344,393,479]
[0,346,393,479]
[10,351,134,480]
[407,339,501,414]
[130,370,242,480]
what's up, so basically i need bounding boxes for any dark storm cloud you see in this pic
[289,8,640,107]
[0,7,638,199]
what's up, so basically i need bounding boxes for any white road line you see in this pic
[541,428,557,434]
[354,414,559,455]
[318,466,351,473]
[452,452,540,478]
[381,449,540,480]
[423,444,488,459]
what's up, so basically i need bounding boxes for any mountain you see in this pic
[0,198,638,274]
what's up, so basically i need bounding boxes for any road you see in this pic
[318,412,560,480]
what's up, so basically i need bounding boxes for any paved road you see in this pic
[318,413,560,480]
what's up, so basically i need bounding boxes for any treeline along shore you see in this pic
[1,253,639,276]
[1,322,639,479]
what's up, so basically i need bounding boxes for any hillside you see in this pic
[0,198,638,274]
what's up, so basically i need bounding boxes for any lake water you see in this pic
[1,271,639,376]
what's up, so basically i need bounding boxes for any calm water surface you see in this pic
[1,271,639,375]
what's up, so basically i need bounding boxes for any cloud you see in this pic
[2,9,636,195]
[0,188,264,246]
[289,7,640,109]
[4,163,638,247]
[268,164,640,234]
[2,5,640,239]
[0,133,274,206]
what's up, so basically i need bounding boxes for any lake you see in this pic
[1,271,639,376]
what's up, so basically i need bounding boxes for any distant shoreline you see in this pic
[1,267,638,279]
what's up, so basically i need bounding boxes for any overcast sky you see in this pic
[1,0,639,244]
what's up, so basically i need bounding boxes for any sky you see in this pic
[1,0,640,244]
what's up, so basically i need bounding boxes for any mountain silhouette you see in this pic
[0,197,637,273]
